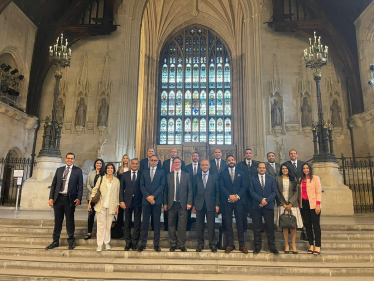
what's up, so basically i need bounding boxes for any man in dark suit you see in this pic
[265,152,281,178]
[286,149,306,180]
[120,158,142,251]
[140,148,161,171]
[220,155,248,254]
[162,148,185,231]
[138,155,165,252]
[184,151,201,230]
[46,152,83,250]
[210,148,227,174]
[249,162,279,255]
[193,160,219,252]
[236,148,258,229]
[164,157,193,252]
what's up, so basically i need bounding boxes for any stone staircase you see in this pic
[0,216,373,280]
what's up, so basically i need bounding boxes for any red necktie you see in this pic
[171,159,175,172]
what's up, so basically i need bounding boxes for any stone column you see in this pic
[313,162,354,216]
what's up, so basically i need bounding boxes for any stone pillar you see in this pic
[313,161,354,216]
[20,156,63,210]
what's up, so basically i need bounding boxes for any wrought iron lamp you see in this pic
[38,34,71,158]
[304,32,336,163]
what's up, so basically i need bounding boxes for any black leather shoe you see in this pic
[45,242,59,250]
[196,246,203,252]
[84,234,91,240]
[68,243,75,250]
[180,246,187,252]
[253,249,261,255]
[169,246,176,252]
[210,245,217,253]
[154,245,161,252]
[270,249,279,255]
[137,245,146,252]
[125,244,132,251]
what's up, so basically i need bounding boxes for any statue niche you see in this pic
[75,97,87,133]
[301,97,312,127]
[98,98,109,127]
[330,98,342,127]
[271,99,282,127]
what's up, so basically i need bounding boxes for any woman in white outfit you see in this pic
[88,163,120,252]
[276,162,303,254]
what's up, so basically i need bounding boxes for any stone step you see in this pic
[2,224,374,241]
[0,244,373,263]
[1,217,374,231]
[0,254,373,277]
[1,268,373,281]
[1,234,374,252]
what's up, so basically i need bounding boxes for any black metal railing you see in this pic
[0,157,35,206]
[338,154,374,213]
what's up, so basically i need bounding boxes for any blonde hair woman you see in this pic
[118,154,130,177]
[89,163,120,252]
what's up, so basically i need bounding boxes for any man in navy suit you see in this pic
[140,148,161,171]
[46,152,83,250]
[120,158,142,251]
[210,148,227,174]
[193,160,219,252]
[249,162,279,255]
[220,155,248,254]
[286,149,306,180]
[162,148,185,231]
[138,155,165,252]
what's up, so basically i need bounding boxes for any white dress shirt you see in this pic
[173,169,181,201]
[60,164,73,194]
[258,173,266,187]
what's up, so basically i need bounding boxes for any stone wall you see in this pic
[352,1,374,157]
[0,3,38,157]
[37,0,355,165]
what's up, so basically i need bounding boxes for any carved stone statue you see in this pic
[271,99,282,127]
[56,98,65,125]
[97,98,109,127]
[301,97,312,127]
[330,98,342,127]
[43,116,52,150]
[75,97,87,127]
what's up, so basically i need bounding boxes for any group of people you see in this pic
[45,147,322,256]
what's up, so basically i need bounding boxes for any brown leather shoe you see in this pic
[239,246,249,254]
[225,246,233,253]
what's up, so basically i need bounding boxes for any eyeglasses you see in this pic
[150,159,158,162]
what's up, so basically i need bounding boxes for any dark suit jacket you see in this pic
[139,158,161,171]
[286,160,306,180]
[237,160,259,181]
[140,168,165,205]
[265,162,281,178]
[249,174,276,210]
[164,170,192,210]
[185,163,202,185]
[193,172,219,212]
[209,159,227,174]
[275,176,299,207]
[163,158,186,174]
[119,170,142,207]
[49,165,83,205]
[219,168,247,205]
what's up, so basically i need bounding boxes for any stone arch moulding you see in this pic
[0,46,30,110]
[5,147,24,159]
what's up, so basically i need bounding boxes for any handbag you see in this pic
[279,209,297,229]
[111,216,124,239]
[91,176,103,205]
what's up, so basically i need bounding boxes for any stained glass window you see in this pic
[176,91,182,116]
[159,26,232,145]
